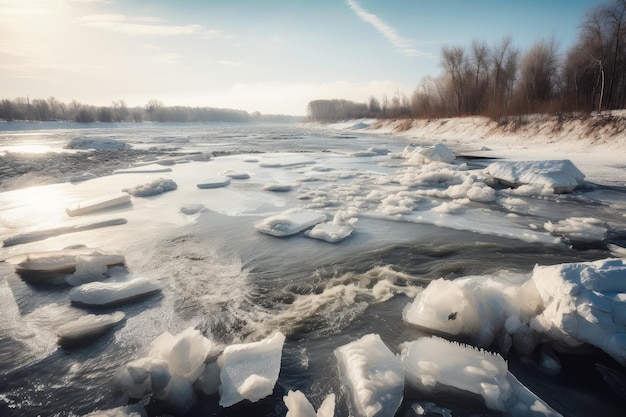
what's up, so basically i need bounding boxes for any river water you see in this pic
[0,122,624,416]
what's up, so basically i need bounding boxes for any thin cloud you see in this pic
[218,60,243,66]
[77,14,232,38]
[346,0,422,58]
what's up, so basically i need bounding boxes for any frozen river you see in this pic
[0,121,625,416]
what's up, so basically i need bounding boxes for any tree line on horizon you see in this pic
[0,97,301,124]
[308,0,626,123]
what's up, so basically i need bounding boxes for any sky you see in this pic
[0,0,603,116]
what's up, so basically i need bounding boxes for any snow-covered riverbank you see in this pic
[329,112,626,186]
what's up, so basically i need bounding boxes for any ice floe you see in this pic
[2,218,127,247]
[401,336,562,416]
[123,178,178,197]
[543,216,608,245]
[70,277,160,306]
[221,170,250,179]
[255,208,326,237]
[304,210,357,243]
[56,311,125,348]
[9,247,125,285]
[66,192,131,216]
[196,176,231,189]
[219,332,286,407]
[334,333,404,417]
[484,160,585,193]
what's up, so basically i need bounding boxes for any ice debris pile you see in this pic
[404,258,626,365]
[115,328,285,414]
[6,246,161,347]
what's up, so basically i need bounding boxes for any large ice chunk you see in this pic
[219,332,286,407]
[56,311,125,348]
[66,192,131,216]
[334,333,404,417]
[543,217,608,244]
[483,160,585,193]
[403,275,540,352]
[413,143,456,164]
[402,337,561,416]
[69,277,160,306]
[404,258,626,365]
[530,258,626,365]
[283,390,335,417]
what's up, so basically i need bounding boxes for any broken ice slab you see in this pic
[2,218,127,247]
[196,176,231,189]
[334,333,404,417]
[66,192,131,217]
[219,332,285,407]
[56,311,125,348]
[221,170,250,179]
[254,208,326,237]
[401,336,561,416]
[283,390,335,417]
[69,277,160,307]
[123,178,178,197]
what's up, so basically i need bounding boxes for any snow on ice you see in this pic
[401,336,562,416]
[334,333,404,417]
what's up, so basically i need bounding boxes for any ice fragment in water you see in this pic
[219,332,285,407]
[255,208,326,237]
[69,277,160,306]
[401,336,561,416]
[334,333,404,417]
[283,390,335,417]
[55,311,125,348]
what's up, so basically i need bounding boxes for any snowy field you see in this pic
[0,120,625,416]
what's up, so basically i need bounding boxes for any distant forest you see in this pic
[308,0,626,122]
[0,97,301,123]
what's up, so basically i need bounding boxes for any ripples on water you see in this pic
[0,122,624,416]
